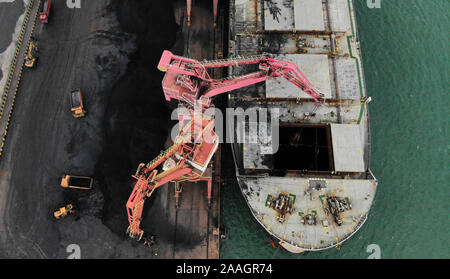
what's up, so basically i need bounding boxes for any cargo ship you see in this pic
[228,0,378,252]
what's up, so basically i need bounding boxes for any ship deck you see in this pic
[228,0,377,251]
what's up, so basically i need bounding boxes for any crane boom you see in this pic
[126,50,325,241]
[157,50,325,106]
[126,116,218,240]
[186,0,218,27]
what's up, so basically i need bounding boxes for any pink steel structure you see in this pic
[126,50,325,242]
[187,0,219,27]
[157,50,325,107]
[126,115,218,241]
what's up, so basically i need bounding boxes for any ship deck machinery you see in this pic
[228,0,377,252]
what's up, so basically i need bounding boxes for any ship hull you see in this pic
[228,0,377,252]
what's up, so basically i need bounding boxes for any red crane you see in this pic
[157,50,324,107]
[186,0,219,27]
[126,113,218,240]
[126,50,324,241]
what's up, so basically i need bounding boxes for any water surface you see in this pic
[220,0,449,259]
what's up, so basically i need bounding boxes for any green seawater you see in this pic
[220,0,449,259]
